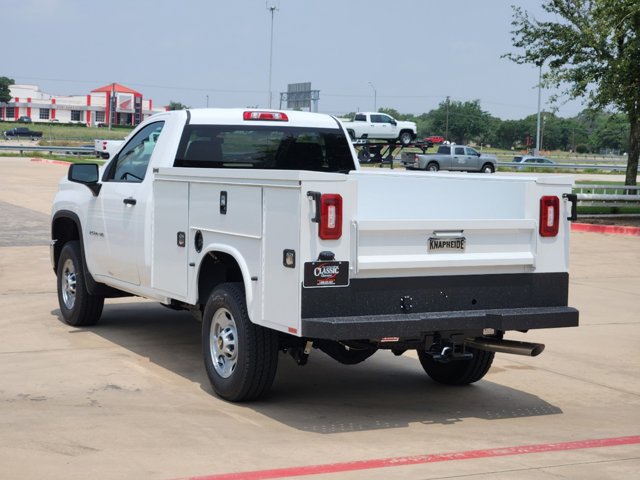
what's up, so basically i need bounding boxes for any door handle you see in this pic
[123,197,137,206]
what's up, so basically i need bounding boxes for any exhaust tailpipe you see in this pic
[465,337,545,357]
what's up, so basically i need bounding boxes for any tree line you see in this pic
[374,100,629,155]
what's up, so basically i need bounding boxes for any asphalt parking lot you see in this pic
[0,157,638,479]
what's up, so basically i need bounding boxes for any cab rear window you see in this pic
[174,125,355,173]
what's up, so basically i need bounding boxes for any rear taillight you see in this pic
[243,111,289,121]
[319,194,342,240]
[539,196,560,237]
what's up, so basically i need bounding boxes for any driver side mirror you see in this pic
[390,119,397,126]
[68,163,101,196]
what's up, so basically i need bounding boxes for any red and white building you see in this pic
[0,83,164,126]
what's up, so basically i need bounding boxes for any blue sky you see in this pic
[5,0,584,119]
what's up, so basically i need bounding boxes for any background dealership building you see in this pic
[0,83,164,126]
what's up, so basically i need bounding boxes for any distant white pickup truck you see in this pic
[341,112,417,145]
[52,108,579,402]
[94,139,124,159]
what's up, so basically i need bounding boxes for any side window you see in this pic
[381,115,393,124]
[466,147,479,156]
[454,147,465,155]
[107,121,165,182]
[354,113,366,122]
[370,115,382,123]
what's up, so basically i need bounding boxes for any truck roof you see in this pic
[183,108,342,130]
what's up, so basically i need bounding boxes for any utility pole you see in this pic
[535,63,542,155]
[445,96,450,141]
[368,82,377,111]
[267,3,278,109]
[206,95,209,108]
[108,82,115,131]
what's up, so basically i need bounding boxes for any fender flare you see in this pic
[198,243,256,316]
[51,210,127,297]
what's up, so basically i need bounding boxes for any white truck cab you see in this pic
[51,108,578,402]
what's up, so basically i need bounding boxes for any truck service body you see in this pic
[94,139,125,159]
[51,108,578,401]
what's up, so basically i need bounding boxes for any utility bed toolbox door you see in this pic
[151,179,189,298]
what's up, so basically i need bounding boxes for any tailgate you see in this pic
[350,171,572,277]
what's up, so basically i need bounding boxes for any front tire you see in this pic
[56,241,104,326]
[202,283,279,402]
[417,348,494,385]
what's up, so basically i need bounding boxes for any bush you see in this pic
[576,144,589,154]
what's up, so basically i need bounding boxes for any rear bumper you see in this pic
[300,272,579,340]
[302,306,579,340]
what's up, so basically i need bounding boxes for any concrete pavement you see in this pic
[0,157,638,479]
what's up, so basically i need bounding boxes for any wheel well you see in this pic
[400,129,413,137]
[51,216,80,272]
[197,251,243,306]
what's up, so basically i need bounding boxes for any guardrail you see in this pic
[496,161,627,172]
[0,145,94,156]
[573,184,640,208]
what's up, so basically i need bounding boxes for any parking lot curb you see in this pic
[30,157,71,166]
[572,222,640,236]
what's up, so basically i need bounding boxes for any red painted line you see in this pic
[572,222,640,236]
[179,435,640,480]
[30,158,71,166]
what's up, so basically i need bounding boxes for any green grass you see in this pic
[578,206,640,215]
[0,152,102,164]
[0,121,132,142]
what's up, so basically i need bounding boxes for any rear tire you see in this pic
[56,241,104,326]
[202,283,279,402]
[398,131,413,146]
[426,162,440,172]
[481,163,495,173]
[417,348,494,385]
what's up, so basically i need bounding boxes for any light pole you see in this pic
[535,63,543,156]
[267,3,278,108]
[445,96,450,141]
[368,82,377,111]
[206,95,209,108]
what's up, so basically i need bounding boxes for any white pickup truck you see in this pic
[341,112,417,145]
[94,139,125,159]
[51,108,579,402]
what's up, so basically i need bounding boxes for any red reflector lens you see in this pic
[319,194,342,240]
[540,196,560,237]
[243,111,289,121]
